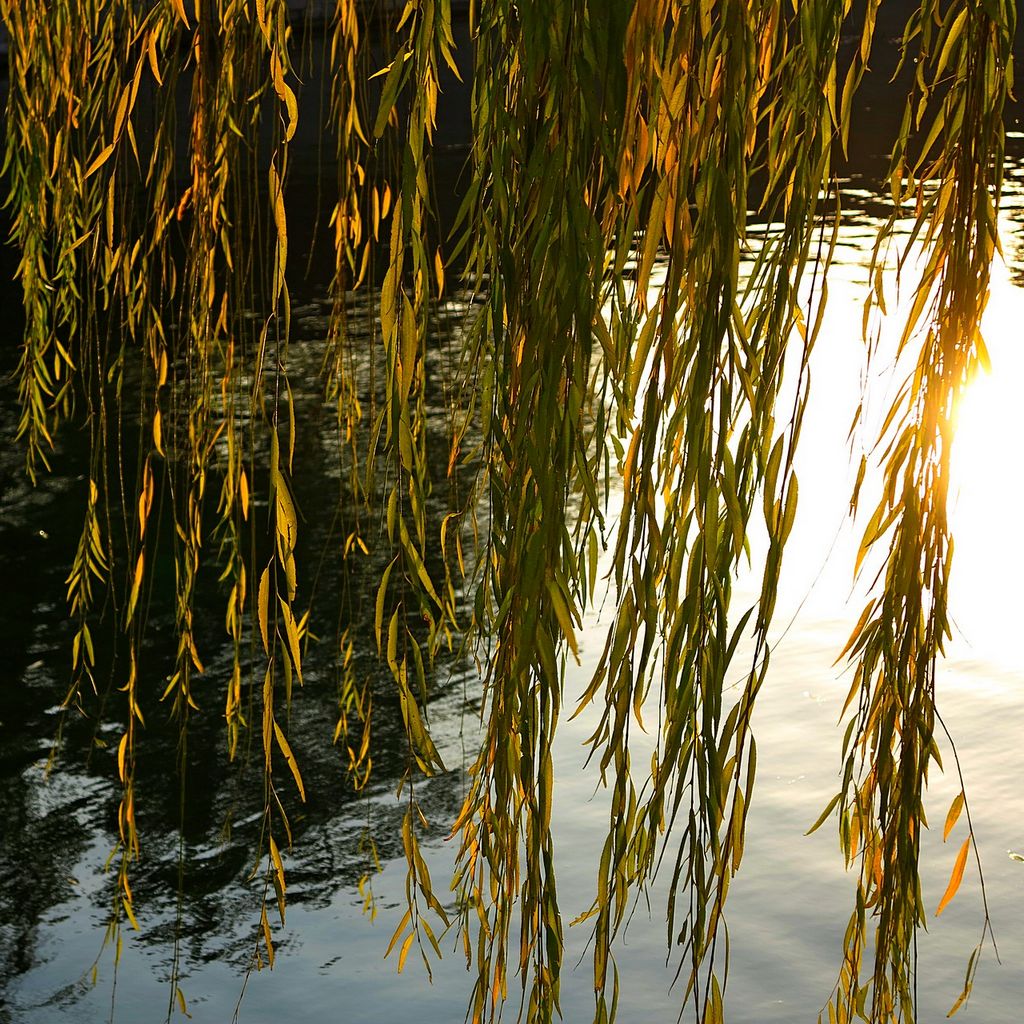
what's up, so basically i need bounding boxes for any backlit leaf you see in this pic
[936,838,971,916]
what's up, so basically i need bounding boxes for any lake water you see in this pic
[1,92,1022,1024]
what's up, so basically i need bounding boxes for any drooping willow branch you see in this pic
[0,1,1013,1022]
[827,3,1014,1022]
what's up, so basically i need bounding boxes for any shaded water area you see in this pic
[3,22,1024,1024]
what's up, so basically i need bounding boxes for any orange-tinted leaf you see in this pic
[936,837,970,916]
[943,792,964,841]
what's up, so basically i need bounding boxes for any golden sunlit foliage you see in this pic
[0,0,1015,1021]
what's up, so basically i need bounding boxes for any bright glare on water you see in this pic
[949,258,1024,668]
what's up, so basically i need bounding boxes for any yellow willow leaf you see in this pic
[113,84,132,143]
[269,833,285,883]
[546,577,579,660]
[420,915,442,960]
[269,834,287,922]
[169,0,190,26]
[835,599,877,665]
[385,908,412,958]
[947,983,972,1018]
[261,904,275,968]
[84,143,114,179]
[936,7,968,82]
[82,625,94,667]
[399,293,416,403]
[944,792,964,841]
[398,684,444,774]
[368,58,396,81]
[60,230,93,258]
[285,377,297,472]
[375,556,398,654]
[936,837,970,916]
[122,894,140,931]
[283,552,296,603]
[106,175,115,249]
[806,792,842,835]
[153,410,163,456]
[434,246,445,296]
[239,468,250,520]
[373,47,410,138]
[398,517,442,608]
[278,596,303,684]
[268,162,287,301]
[126,120,140,166]
[262,669,274,767]
[731,788,746,873]
[117,732,128,783]
[386,610,400,673]
[271,53,298,142]
[258,567,271,654]
[380,262,399,345]
[397,931,415,973]
[146,30,162,85]
[137,464,153,536]
[127,551,145,620]
[281,84,298,142]
[274,720,306,802]
[51,128,64,178]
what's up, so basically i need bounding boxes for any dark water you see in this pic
[3,17,1024,1024]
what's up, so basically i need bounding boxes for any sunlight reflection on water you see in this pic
[949,255,1024,669]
